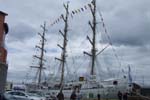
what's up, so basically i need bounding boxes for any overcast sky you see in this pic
[0,0,150,86]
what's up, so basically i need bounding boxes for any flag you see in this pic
[72,11,75,14]
[75,10,78,14]
[91,0,94,5]
[61,14,64,18]
[84,5,87,10]
[78,9,81,13]
[60,15,62,19]
[88,4,92,8]
[56,20,58,23]
[102,23,105,27]
[81,8,84,12]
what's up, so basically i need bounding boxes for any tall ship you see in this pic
[22,0,132,99]
[46,0,130,99]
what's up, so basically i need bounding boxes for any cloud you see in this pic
[98,0,150,46]
[7,22,37,42]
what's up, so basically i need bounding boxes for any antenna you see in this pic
[128,64,132,85]
[142,76,144,86]
[55,2,69,92]
[30,22,47,87]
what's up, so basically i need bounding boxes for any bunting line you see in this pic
[50,0,94,26]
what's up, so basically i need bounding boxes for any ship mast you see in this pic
[31,22,47,87]
[84,0,97,75]
[55,2,69,91]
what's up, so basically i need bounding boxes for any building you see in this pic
[0,11,8,93]
[5,82,13,91]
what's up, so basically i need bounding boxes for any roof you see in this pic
[0,11,8,16]
[132,83,141,89]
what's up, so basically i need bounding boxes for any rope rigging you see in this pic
[97,9,122,68]
[29,0,125,84]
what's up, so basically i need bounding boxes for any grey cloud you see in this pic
[8,22,36,41]
[7,70,26,82]
[97,0,150,46]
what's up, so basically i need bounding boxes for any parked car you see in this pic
[5,91,30,100]
[27,93,46,100]
[5,91,46,100]
[28,90,47,100]
[1,92,29,100]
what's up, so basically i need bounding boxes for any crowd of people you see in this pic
[56,88,82,100]
[51,89,82,100]
[117,91,128,100]
[51,89,129,100]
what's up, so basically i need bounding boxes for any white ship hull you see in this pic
[47,77,129,99]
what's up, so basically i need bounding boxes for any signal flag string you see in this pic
[50,0,94,26]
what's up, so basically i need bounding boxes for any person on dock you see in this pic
[51,92,57,100]
[123,92,128,100]
[76,89,82,100]
[97,94,101,100]
[70,90,77,100]
[117,91,122,100]
[57,90,64,100]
